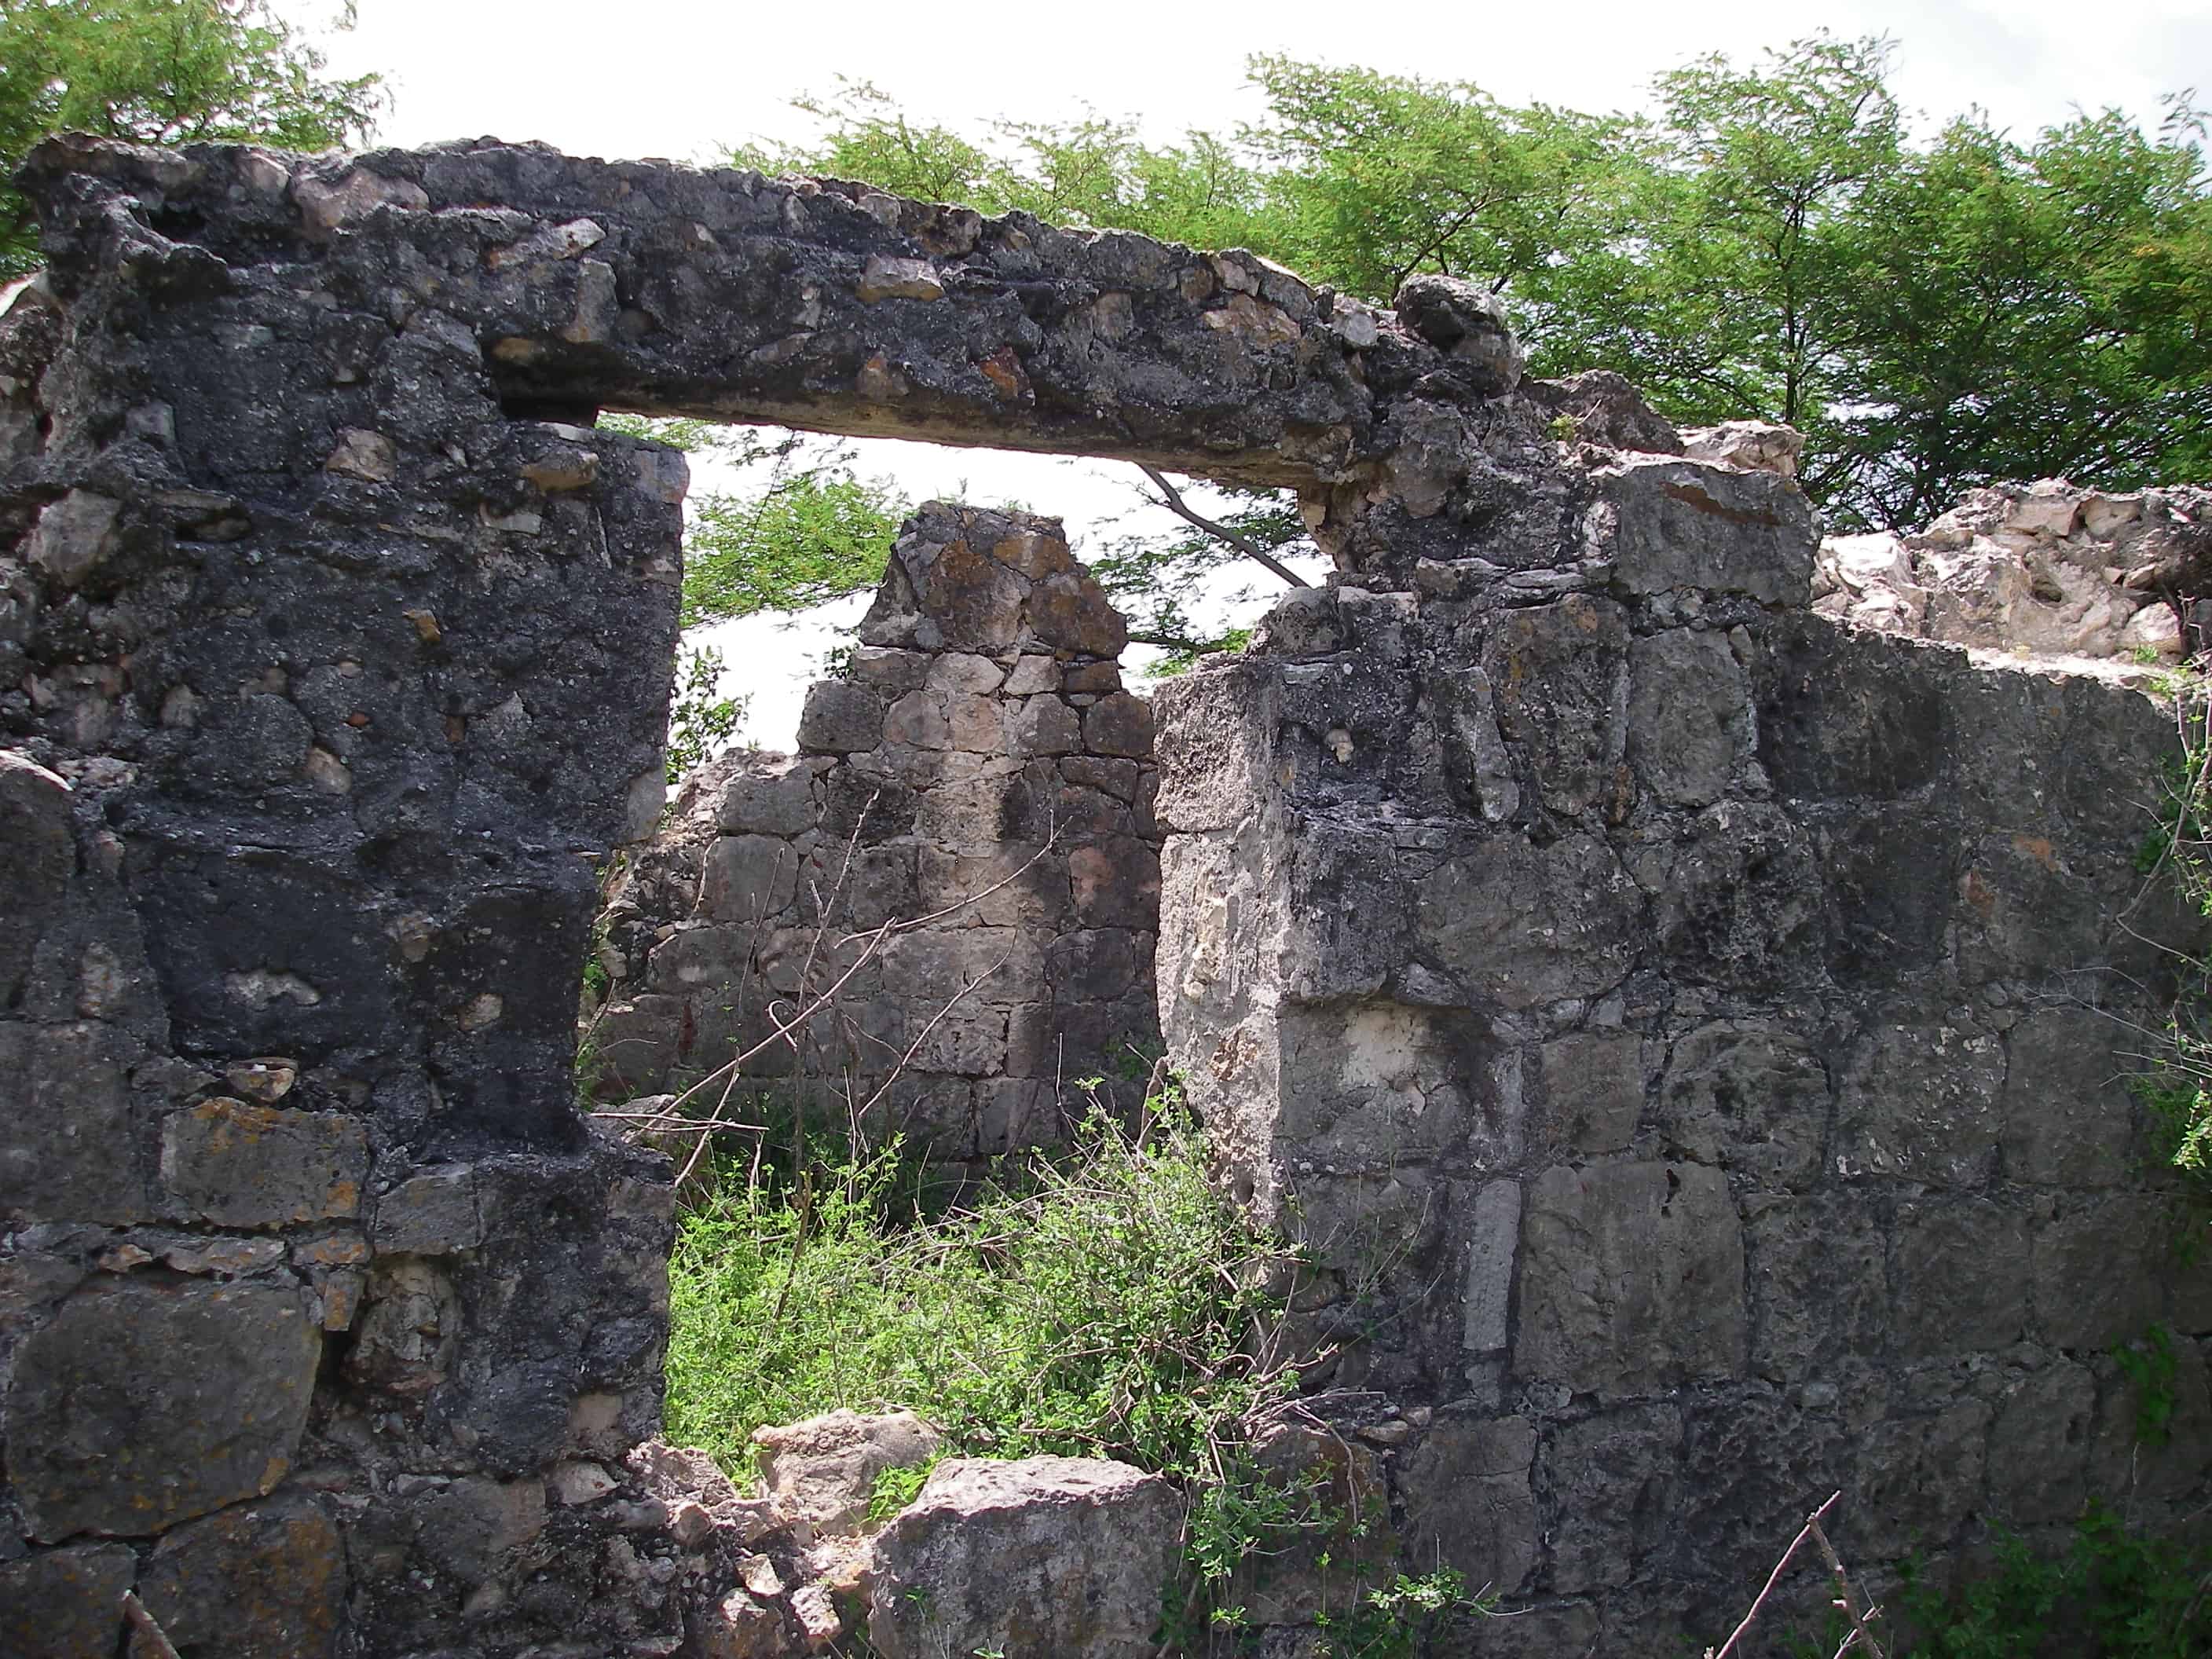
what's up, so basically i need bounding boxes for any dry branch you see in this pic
[1708,1492,1885,1659]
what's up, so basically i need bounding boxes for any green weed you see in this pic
[1881,1508,2212,1659]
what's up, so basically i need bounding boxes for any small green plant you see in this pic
[1547,412,1580,443]
[2130,690,2212,1209]
[865,1456,938,1526]
[2111,1324,2181,1447]
[665,644,746,784]
[1321,1568,1478,1659]
[664,1080,1495,1654]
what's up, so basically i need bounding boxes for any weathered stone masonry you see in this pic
[591,501,1163,1160]
[0,130,2206,1658]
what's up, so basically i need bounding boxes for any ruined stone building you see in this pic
[2,134,2207,1657]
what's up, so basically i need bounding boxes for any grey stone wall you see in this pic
[2,131,2204,1657]
[591,500,1163,1161]
[1155,425,2212,1651]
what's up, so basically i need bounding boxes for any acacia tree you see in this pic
[708,38,2210,641]
[1829,103,2212,527]
[0,0,383,275]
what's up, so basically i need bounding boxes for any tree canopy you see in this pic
[0,0,383,276]
[735,38,2210,550]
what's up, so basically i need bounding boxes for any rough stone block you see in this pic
[882,928,1046,1006]
[1545,1404,1683,1592]
[753,1408,941,1536]
[1892,1198,2031,1356]
[925,651,1005,694]
[1654,1020,1828,1188]
[700,835,800,922]
[345,1257,458,1396]
[2032,1193,2168,1350]
[847,645,930,693]
[1278,1001,1478,1165]
[1852,1401,1990,1559]
[1627,628,1749,808]
[136,1492,346,1659]
[1478,593,1628,816]
[1516,1161,1745,1395]
[1837,1020,2005,1186]
[25,489,124,588]
[0,750,74,1010]
[410,1477,548,1584]
[372,1164,482,1254]
[2000,1005,2133,1186]
[1007,693,1080,756]
[1744,1192,1889,1379]
[160,1097,368,1227]
[1990,1361,2096,1524]
[1593,457,1816,604]
[9,1276,320,1539]
[1415,833,1643,1011]
[1082,690,1155,759]
[0,1020,151,1225]
[1045,928,1144,1001]
[1397,1415,1540,1596]
[1462,1178,1522,1353]
[795,681,885,754]
[1536,1031,1644,1155]
[866,1456,1178,1659]
[906,1006,1008,1075]
[917,844,1069,928]
[0,1542,135,1659]
[715,759,815,837]
[1070,842,1160,931]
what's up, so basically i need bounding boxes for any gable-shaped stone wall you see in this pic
[1,133,2205,1657]
[591,500,1163,1162]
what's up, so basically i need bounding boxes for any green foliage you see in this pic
[663,644,745,784]
[1089,481,1309,666]
[748,39,2212,537]
[740,79,1281,255]
[1882,1508,2212,1659]
[664,1094,1492,1653]
[681,463,906,628]
[663,1103,1295,1480]
[0,0,384,275]
[1325,1568,1477,1659]
[2111,1324,2180,1448]
[864,1455,939,1526]
[2132,696,2212,1199]
[596,414,907,629]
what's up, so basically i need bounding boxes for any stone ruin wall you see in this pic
[0,132,2205,1658]
[589,500,1163,1165]
[1155,452,2211,1653]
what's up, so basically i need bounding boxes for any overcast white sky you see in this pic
[309,0,2208,744]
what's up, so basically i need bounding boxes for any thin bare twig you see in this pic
[1137,463,1311,590]
[123,1592,183,1659]
[1708,1492,1845,1659]
[1807,1508,1887,1659]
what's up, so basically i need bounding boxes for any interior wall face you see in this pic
[2,134,2205,1657]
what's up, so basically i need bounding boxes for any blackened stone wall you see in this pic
[2,143,687,1657]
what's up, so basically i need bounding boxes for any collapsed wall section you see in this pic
[1155,429,2212,1652]
[592,501,1163,1159]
